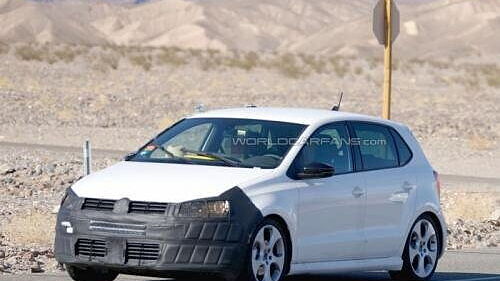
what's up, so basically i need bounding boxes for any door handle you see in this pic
[402,181,416,192]
[352,186,365,198]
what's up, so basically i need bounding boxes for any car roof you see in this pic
[188,107,406,128]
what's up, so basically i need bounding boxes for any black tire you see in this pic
[66,265,118,281]
[390,214,442,281]
[236,218,292,281]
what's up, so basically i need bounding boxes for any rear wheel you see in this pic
[66,265,118,281]
[390,214,441,281]
[237,218,291,281]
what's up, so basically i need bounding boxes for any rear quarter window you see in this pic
[390,128,413,166]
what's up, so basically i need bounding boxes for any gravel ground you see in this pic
[0,47,498,177]
[0,147,118,274]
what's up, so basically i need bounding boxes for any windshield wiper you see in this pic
[150,140,175,158]
[182,149,246,167]
[146,140,192,164]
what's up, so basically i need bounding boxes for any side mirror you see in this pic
[296,162,335,179]
[123,152,136,161]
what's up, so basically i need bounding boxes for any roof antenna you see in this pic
[194,103,205,113]
[331,91,343,111]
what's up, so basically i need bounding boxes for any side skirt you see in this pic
[289,257,403,275]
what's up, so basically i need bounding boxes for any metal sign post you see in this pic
[83,140,91,176]
[373,0,399,120]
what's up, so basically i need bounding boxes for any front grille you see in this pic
[82,198,116,211]
[89,221,146,236]
[129,201,168,214]
[75,239,107,259]
[126,242,160,262]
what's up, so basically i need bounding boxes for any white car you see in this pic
[55,107,446,281]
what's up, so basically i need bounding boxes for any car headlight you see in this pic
[178,200,230,218]
[60,188,80,209]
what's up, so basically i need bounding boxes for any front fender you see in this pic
[245,181,300,263]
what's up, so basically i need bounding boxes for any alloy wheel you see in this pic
[408,219,438,278]
[251,225,285,281]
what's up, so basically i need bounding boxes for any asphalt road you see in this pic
[0,250,499,281]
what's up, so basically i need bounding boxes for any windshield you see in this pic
[129,118,306,169]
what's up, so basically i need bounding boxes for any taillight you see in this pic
[433,170,441,199]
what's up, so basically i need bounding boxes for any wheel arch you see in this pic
[265,214,292,244]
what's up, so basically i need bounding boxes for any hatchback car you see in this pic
[55,107,446,281]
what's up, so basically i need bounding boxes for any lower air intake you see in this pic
[126,242,160,263]
[75,239,107,259]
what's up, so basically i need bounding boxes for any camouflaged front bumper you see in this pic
[54,187,263,279]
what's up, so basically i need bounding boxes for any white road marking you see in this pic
[453,277,500,281]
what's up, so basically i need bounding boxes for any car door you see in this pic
[293,122,366,263]
[350,122,417,259]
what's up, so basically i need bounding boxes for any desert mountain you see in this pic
[0,0,499,57]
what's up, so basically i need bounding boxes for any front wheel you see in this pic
[238,218,291,281]
[66,265,118,281]
[390,214,442,281]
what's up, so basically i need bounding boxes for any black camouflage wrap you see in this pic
[55,186,263,280]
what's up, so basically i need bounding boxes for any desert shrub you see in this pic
[408,58,427,66]
[199,55,222,71]
[300,54,327,74]
[187,48,202,57]
[15,45,45,62]
[206,48,221,57]
[478,64,500,88]
[457,63,500,89]
[486,75,500,88]
[449,74,481,90]
[354,66,363,75]
[270,53,309,79]
[157,47,187,66]
[399,60,416,74]
[129,54,153,71]
[0,43,9,54]
[100,53,120,70]
[330,56,350,77]
[53,46,82,63]
[223,51,260,71]
[428,60,451,70]
[245,52,260,67]
[110,44,135,57]
[14,44,78,64]
[367,57,381,69]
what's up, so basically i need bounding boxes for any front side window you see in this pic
[352,123,398,170]
[292,123,353,175]
[130,118,306,169]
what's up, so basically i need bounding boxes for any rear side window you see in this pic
[352,123,398,170]
[391,129,412,165]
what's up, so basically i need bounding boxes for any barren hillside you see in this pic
[0,0,499,57]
